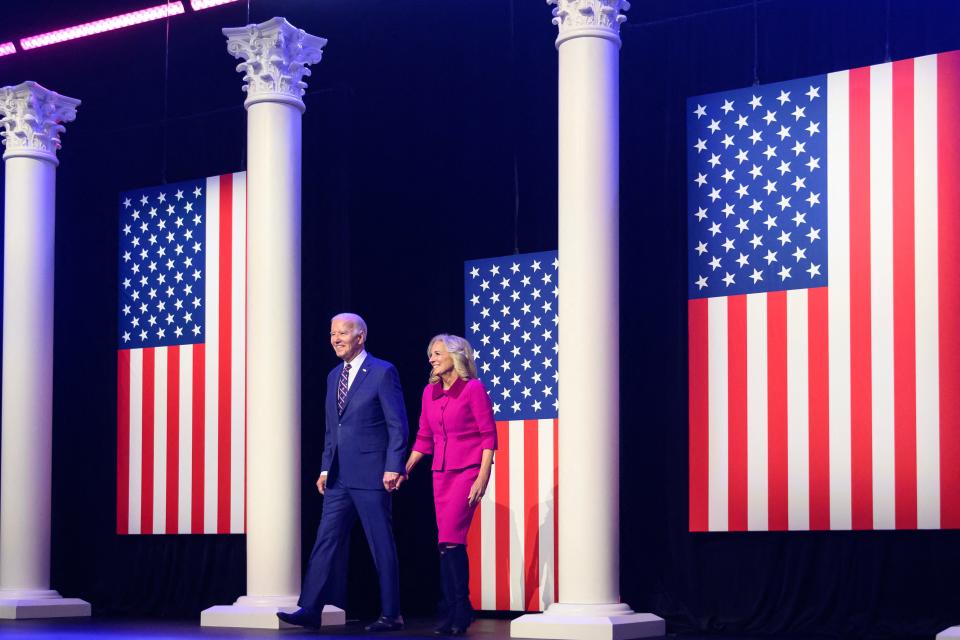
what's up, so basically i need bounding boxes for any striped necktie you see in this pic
[337,363,351,415]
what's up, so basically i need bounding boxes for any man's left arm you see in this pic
[379,364,409,482]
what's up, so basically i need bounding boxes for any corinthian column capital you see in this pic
[547,0,630,47]
[223,16,327,112]
[0,82,80,165]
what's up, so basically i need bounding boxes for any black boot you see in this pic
[433,548,454,635]
[447,545,473,635]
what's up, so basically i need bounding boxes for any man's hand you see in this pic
[316,474,327,495]
[383,472,401,492]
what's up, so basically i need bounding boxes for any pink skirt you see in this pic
[433,466,480,545]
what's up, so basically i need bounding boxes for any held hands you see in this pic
[319,472,403,493]
[383,471,401,492]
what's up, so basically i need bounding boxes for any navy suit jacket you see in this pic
[321,354,409,490]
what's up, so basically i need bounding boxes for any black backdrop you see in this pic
[0,0,958,637]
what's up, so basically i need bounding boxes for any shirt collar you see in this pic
[344,350,367,370]
[432,376,467,400]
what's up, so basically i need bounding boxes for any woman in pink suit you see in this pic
[403,334,497,635]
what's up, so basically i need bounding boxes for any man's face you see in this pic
[330,319,364,362]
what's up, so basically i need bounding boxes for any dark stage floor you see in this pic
[0,618,519,640]
[0,617,516,639]
[0,617,927,640]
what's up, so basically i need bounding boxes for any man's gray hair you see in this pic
[332,312,368,339]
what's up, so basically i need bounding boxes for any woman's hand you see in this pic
[467,471,490,507]
[396,451,424,491]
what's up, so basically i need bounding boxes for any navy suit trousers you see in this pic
[298,478,400,617]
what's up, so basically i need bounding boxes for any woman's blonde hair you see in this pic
[427,334,478,384]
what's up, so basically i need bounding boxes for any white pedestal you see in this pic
[511,604,665,640]
[938,626,960,639]
[0,589,90,619]
[201,595,344,629]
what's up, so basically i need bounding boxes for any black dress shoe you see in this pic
[277,607,322,629]
[364,615,404,632]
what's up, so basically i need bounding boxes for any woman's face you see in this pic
[429,340,455,379]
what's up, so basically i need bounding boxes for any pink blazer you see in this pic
[413,378,498,471]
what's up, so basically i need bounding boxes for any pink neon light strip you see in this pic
[20,1,186,51]
[190,0,241,10]
[0,42,15,57]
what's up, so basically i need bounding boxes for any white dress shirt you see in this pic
[344,350,368,389]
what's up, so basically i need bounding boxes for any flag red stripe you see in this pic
[937,51,960,527]
[141,348,155,534]
[848,66,875,530]
[807,287,831,530]
[523,421,540,609]
[767,291,788,531]
[727,295,748,531]
[892,59,918,529]
[192,344,205,533]
[688,298,709,531]
[494,422,510,610]
[467,502,482,610]
[117,350,131,534]
[553,418,558,603]
[217,174,233,534]
[166,346,180,534]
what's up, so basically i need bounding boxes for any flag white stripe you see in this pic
[178,344,193,533]
[204,175,220,534]
[537,419,555,610]
[707,296,729,531]
[913,54,941,529]
[869,63,897,529]
[827,69,853,530]
[746,293,769,531]
[480,463,497,609]
[508,420,525,609]
[128,349,143,535]
[230,173,246,534]
[786,289,810,530]
[153,347,168,533]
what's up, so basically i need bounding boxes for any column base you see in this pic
[0,589,91,619]
[511,603,665,640]
[200,595,345,629]
[937,626,960,639]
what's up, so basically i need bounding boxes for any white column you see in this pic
[0,81,89,620]
[511,3,663,639]
[201,18,337,630]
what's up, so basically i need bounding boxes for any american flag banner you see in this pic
[116,173,246,535]
[687,51,960,532]
[464,251,559,611]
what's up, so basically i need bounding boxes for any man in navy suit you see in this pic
[278,312,408,631]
